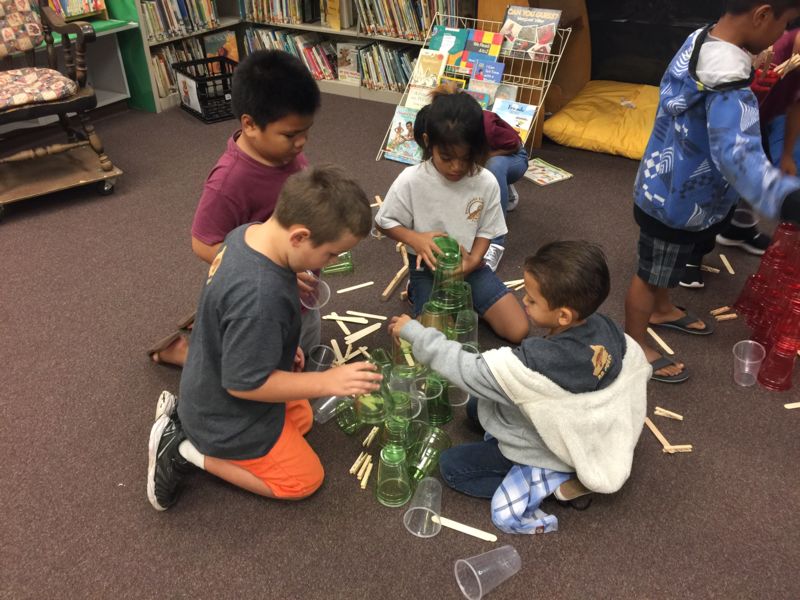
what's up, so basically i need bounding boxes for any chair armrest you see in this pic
[39,6,97,45]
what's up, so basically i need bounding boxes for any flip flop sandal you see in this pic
[147,331,183,363]
[176,310,196,332]
[650,306,715,336]
[650,356,691,384]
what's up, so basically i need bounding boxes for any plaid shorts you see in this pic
[637,231,700,288]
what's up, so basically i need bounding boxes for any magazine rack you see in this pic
[376,12,571,161]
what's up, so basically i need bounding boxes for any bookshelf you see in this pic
[117,0,476,113]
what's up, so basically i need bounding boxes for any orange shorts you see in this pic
[227,399,324,499]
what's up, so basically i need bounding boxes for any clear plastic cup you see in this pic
[299,271,331,310]
[454,545,522,600]
[403,477,442,538]
[312,395,345,424]
[732,340,766,387]
[306,344,335,372]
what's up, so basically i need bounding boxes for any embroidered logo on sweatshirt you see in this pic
[590,344,612,379]
[466,198,484,222]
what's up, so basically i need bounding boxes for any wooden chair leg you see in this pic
[58,113,80,143]
[78,112,113,172]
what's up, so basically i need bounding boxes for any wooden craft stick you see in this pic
[709,306,731,316]
[715,313,738,322]
[362,426,379,447]
[334,318,351,336]
[374,195,383,205]
[431,516,498,543]
[664,444,693,454]
[323,314,369,325]
[400,245,409,268]
[644,417,672,450]
[344,343,355,361]
[503,279,524,287]
[654,406,684,421]
[357,454,372,480]
[719,254,735,275]
[360,461,374,489]
[784,401,800,409]
[700,265,720,274]
[344,322,382,345]
[337,281,375,294]
[359,347,372,360]
[647,327,675,356]
[400,290,409,301]
[346,310,387,321]
[381,265,410,302]
[514,283,526,291]
[330,339,344,364]
[349,452,367,474]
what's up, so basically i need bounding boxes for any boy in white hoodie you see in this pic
[389,241,650,533]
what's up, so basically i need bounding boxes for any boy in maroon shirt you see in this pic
[148,50,321,367]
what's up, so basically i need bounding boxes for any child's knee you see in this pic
[281,458,325,500]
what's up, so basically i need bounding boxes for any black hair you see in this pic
[275,164,372,245]
[724,0,800,15]
[419,91,489,169]
[524,241,611,320]
[413,104,429,148]
[231,50,321,128]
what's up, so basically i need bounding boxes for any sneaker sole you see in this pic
[678,281,705,289]
[715,237,766,256]
[155,391,177,421]
[147,415,171,511]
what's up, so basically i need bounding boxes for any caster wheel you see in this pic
[97,180,115,196]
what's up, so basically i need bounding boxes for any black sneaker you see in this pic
[147,415,189,511]
[678,264,704,289]
[716,226,772,255]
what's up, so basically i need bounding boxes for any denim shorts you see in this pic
[407,258,509,316]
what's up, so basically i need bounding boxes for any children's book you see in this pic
[457,28,503,72]
[470,58,504,83]
[467,79,499,105]
[523,158,573,186]
[428,25,469,72]
[337,42,361,85]
[492,99,538,143]
[204,30,239,71]
[464,90,490,109]
[383,105,423,165]
[405,84,433,110]
[494,83,519,102]
[409,49,446,88]
[438,75,467,89]
[499,6,561,60]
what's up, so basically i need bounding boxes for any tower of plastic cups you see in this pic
[734,273,767,323]
[408,424,451,483]
[375,445,413,508]
[767,297,800,350]
[380,415,412,449]
[420,301,451,332]
[757,336,798,391]
[431,236,463,293]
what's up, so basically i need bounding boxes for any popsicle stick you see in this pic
[431,516,498,543]
[503,279,524,287]
[337,281,375,294]
[400,245,409,268]
[663,444,693,453]
[360,461,374,489]
[359,347,372,360]
[374,195,383,205]
[357,454,372,480]
[514,283,526,291]
[400,290,409,301]
[381,265,409,302]
[344,322,382,345]
[715,313,738,322]
[700,265,721,274]
[330,339,344,364]
[644,417,672,450]
[323,314,369,325]
[709,306,731,316]
[344,343,354,361]
[719,254,735,275]
[334,317,351,336]
[654,406,684,421]
[349,452,367,474]
[647,327,675,356]
[346,310,387,321]
[784,401,800,409]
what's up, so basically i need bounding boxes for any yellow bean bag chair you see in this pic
[542,80,660,160]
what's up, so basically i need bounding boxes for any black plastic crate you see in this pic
[172,56,238,123]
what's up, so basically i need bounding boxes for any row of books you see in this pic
[353,42,415,91]
[47,0,105,18]
[151,38,204,98]
[140,0,220,43]
[244,0,320,25]
[244,27,338,80]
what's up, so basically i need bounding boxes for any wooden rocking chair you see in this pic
[0,0,122,216]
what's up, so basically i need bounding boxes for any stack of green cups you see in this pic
[376,445,413,507]
[425,374,452,426]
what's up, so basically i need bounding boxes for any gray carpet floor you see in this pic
[1,94,798,599]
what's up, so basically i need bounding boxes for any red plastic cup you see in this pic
[768,298,800,350]
[757,249,787,286]
[734,274,767,321]
[769,222,799,255]
[757,337,798,391]
[750,299,782,350]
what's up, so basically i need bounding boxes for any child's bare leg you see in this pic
[204,458,283,498]
[625,275,684,376]
[649,291,707,331]
[151,335,189,367]
[483,294,530,344]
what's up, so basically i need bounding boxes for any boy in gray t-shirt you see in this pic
[147,166,383,511]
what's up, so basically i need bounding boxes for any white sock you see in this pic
[179,439,206,470]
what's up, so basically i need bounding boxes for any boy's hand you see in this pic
[389,314,413,337]
[297,271,316,295]
[293,347,305,372]
[780,153,797,176]
[409,231,447,270]
[324,362,382,396]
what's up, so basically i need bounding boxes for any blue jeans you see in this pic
[407,261,509,317]
[439,436,515,499]
[485,146,529,246]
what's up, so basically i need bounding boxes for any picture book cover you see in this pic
[438,75,467,89]
[492,99,538,143]
[337,43,361,85]
[499,6,561,60]
[467,79,500,104]
[409,49,446,88]
[454,28,503,73]
[495,83,519,102]
[523,158,573,186]
[383,105,423,165]
[405,84,433,110]
[204,30,239,64]
[471,58,504,83]
[428,26,469,71]
[464,90,490,109]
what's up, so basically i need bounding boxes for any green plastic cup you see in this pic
[335,398,363,435]
[355,392,387,425]
[321,251,354,274]
[375,445,413,508]
[408,425,451,483]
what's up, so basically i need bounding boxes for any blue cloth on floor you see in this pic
[490,464,572,534]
